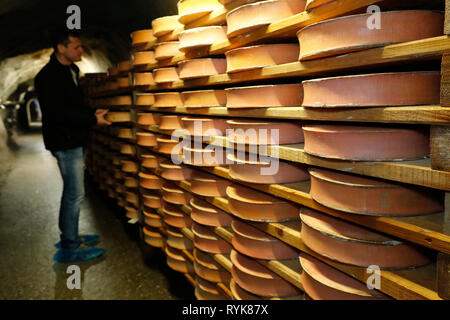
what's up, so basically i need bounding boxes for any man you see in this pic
[35,29,111,263]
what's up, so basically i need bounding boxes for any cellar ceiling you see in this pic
[0,0,178,101]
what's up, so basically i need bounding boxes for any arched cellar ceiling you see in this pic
[0,0,179,101]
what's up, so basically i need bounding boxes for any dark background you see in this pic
[0,0,179,62]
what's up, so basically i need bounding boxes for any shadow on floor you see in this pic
[83,174,196,300]
[140,244,196,300]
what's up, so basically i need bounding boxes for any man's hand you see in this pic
[95,109,112,126]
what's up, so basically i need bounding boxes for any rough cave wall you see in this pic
[0,40,115,102]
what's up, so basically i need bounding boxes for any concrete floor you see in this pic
[0,130,195,300]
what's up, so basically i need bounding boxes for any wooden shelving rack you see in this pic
[85,0,450,301]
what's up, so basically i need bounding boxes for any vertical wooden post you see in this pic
[437,194,450,300]
[434,11,450,297]
[441,52,450,108]
[445,0,450,35]
[430,126,450,171]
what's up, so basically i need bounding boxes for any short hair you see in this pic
[51,28,81,51]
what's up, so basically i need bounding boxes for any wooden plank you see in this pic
[183,0,262,30]
[211,135,448,192]
[441,52,450,107]
[256,259,305,292]
[445,0,450,35]
[182,249,195,263]
[437,193,450,299]
[213,254,233,272]
[431,125,450,171]
[215,226,234,243]
[138,105,450,125]
[210,135,450,191]
[202,166,450,255]
[141,126,450,191]
[311,251,440,300]
[133,36,448,90]
[184,273,197,287]
[216,282,233,299]
[181,227,194,241]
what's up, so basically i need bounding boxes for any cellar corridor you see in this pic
[0,130,194,300]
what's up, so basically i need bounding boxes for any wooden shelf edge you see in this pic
[203,166,450,255]
[133,105,450,125]
[213,254,233,273]
[129,35,448,88]
[134,125,450,192]
[98,37,450,102]
[184,273,197,287]
[216,282,233,299]
[209,135,450,192]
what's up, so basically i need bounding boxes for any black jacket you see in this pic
[34,53,96,151]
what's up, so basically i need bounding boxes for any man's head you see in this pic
[52,29,83,64]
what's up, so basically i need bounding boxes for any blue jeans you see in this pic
[51,147,86,250]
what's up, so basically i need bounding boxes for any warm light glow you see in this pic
[77,49,111,74]
[0,46,112,101]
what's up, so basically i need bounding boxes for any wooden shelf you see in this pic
[205,166,450,255]
[213,253,233,273]
[210,135,450,191]
[132,35,448,90]
[133,0,443,72]
[175,179,442,300]
[87,0,450,301]
[145,149,450,255]
[91,130,447,300]
[92,36,450,126]
[136,105,450,125]
[138,126,450,192]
